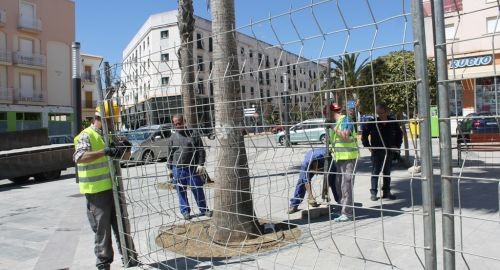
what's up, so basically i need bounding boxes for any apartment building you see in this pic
[80,53,102,121]
[0,0,75,135]
[424,0,500,116]
[121,10,325,128]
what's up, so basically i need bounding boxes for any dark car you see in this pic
[271,125,284,134]
[456,112,500,143]
[49,135,74,144]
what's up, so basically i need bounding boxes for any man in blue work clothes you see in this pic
[288,148,338,214]
[167,114,212,220]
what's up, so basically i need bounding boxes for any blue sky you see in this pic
[76,0,413,65]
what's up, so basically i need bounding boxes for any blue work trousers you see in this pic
[289,161,338,207]
[172,166,208,215]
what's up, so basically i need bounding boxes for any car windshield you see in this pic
[126,130,153,141]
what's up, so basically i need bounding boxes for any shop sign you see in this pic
[449,55,493,69]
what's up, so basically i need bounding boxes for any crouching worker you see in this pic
[288,148,338,214]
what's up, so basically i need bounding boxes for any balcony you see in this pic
[82,73,96,83]
[82,100,97,109]
[0,50,12,65]
[13,51,46,68]
[0,9,6,27]
[0,87,13,103]
[17,15,42,33]
[15,89,45,104]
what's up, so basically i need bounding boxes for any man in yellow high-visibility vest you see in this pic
[73,111,130,270]
[327,103,359,223]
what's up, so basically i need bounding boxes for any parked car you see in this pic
[49,134,74,144]
[275,119,326,146]
[271,125,285,134]
[456,112,500,143]
[123,124,173,164]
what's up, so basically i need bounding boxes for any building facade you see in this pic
[424,0,500,117]
[121,10,325,129]
[80,53,102,121]
[0,0,75,135]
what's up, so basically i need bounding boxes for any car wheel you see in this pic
[34,170,62,181]
[142,150,154,163]
[320,134,326,144]
[10,176,30,183]
[278,136,285,146]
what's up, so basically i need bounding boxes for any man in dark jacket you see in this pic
[361,104,403,201]
[167,114,212,220]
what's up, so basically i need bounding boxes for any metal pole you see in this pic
[431,0,455,268]
[71,42,82,137]
[283,72,291,147]
[97,70,138,267]
[411,1,437,269]
[322,59,332,202]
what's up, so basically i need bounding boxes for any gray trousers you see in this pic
[335,159,356,217]
[85,189,121,269]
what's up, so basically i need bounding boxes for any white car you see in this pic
[275,119,327,145]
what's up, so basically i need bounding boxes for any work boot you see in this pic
[382,191,396,200]
[204,210,213,217]
[287,206,299,214]
[308,199,319,208]
[182,212,192,220]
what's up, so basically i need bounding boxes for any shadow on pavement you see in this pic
[149,257,255,270]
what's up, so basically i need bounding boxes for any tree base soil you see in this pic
[155,220,302,258]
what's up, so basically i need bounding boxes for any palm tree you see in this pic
[210,0,261,242]
[178,0,197,127]
[332,53,368,106]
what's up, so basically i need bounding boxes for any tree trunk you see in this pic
[210,0,261,242]
[178,0,197,128]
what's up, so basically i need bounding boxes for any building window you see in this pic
[161,77,169,85]
[260,89,264,98]
[259,72,263,84]
[250,87,254,95]
[197,33,204,49]
[161,53,169,62]
[266,89,270,97]
[197,78,204,95]
[209,37,213,52]
[240,47,245,55]
[209,61,213,71]
[242,85,246,94]
[161,30,169,39]
[249,50,253,58]
[266,72,270,85]
[445,24,455,40]
[487,17,500,33]
[210,82,214,96]
[197,56,204,71]
[258,53,263,65]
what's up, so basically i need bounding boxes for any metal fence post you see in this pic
[96,70,138,267]
[431,0,456,269]
[411,1,437,269]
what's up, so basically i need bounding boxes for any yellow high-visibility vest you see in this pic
[74,127,112,194]
[330,115,359,161]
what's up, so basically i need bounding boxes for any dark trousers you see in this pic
[172,166,208,215]
[370,150,393,195]
[85,189,121,270]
